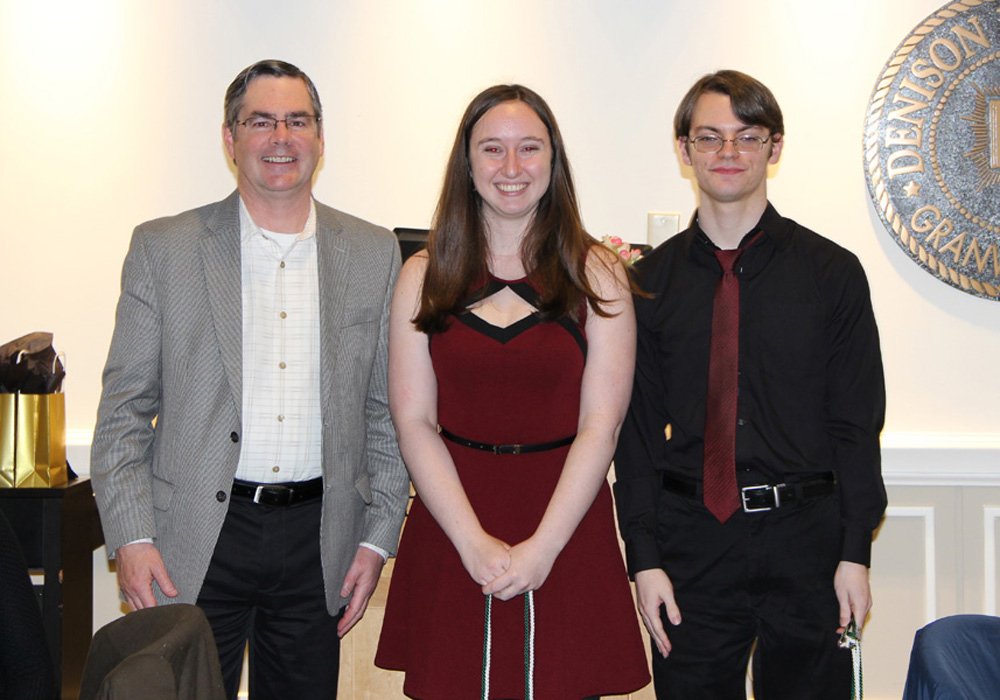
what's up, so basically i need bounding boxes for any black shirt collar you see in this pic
[690,202,784,275]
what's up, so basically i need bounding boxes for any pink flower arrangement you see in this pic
[601,235,643,266]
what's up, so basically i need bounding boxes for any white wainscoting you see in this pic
[884,505,937,621]
[983,507,1000,616]
[865,433,1000,700]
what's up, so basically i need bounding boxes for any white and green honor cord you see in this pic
[481,591,535,700]
[838,616,863,700]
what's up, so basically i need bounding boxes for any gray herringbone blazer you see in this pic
[91,191,409,614]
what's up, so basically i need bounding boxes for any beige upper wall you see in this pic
[1,0,996,444]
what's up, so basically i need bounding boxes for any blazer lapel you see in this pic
[316,206,350,414]
[201,192,243,413]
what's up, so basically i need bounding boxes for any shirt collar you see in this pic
[694,203,789,247]
[690,202,783,274]
[238,196,317,243]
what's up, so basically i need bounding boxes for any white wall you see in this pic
[1,0,997,444]
[4,2,998,697]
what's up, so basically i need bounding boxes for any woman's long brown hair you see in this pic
[414,84,623,334]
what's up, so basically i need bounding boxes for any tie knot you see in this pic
[714,248,741,273]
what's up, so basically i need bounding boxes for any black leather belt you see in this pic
[439,427,575,455]
[231,477,323,506]
[662,472,836,513]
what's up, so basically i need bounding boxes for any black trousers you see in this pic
[651,486,852,700]
[196,495,341,700]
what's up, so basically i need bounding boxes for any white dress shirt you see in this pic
[236,198,323,484]
[233,198,387,561]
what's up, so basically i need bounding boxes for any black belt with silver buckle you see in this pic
[662,472,836,513]
[231,477,323,506]
[439,427,576,455]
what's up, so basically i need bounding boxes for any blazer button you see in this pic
[230,432,239,443]
[216,491,227,502]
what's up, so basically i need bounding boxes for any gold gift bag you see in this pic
[0,392,68,488]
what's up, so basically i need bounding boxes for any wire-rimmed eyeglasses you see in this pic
[236,114,321,133]
[687,134,771,153]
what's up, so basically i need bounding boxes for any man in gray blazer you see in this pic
[90,60,409,700]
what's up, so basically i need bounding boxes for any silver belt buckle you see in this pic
[253,485,266,504]
[741,484,783,512]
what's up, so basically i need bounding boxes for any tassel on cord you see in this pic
[838,616,863,700]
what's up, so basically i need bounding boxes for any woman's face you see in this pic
[469,100,552,232]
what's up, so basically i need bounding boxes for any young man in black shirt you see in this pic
[614,70,886,699]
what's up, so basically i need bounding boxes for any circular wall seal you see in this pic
[864,0,1000,300]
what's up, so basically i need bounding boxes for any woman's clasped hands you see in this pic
[460,530,559,601]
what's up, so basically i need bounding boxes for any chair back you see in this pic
[79,604,225,700]
[902,614,1000,699]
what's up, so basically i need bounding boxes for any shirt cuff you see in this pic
[113,538,155,559]
[360,542,389,562]
[840,525,873,567]
[624,533,663,579]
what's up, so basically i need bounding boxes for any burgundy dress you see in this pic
[376,276,649,699]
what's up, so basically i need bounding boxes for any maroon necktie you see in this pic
[702,238,756,523]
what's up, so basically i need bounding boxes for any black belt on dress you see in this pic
[231,477,323,506]
[662,472,836,513]
[439,427,576,455]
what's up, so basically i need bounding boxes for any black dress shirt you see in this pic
[614,204,886,573]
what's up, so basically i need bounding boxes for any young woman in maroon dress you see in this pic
[375,85,650,699]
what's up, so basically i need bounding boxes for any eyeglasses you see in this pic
[236,114,321,133]
[687,134,771,153]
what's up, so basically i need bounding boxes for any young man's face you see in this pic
[678,91,782,208]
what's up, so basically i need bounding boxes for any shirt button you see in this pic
[278,415,284,422]
[272,466,280,473]
[230,432,239,443]
[216,491,227,502]
[279,362,286,369]
[280,311,287,319]
[280,261,286,268]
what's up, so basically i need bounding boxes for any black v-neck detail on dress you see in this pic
[457,311,541,344]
